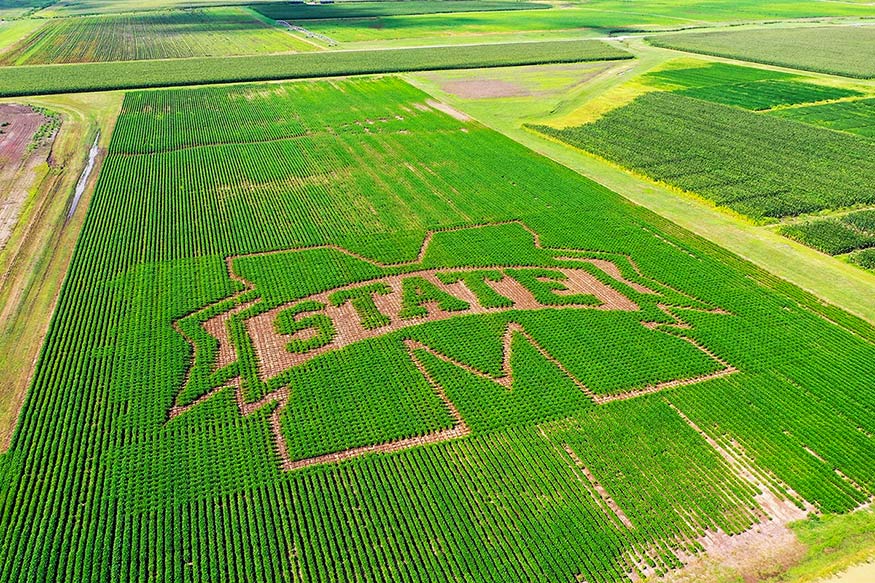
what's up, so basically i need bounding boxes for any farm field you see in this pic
[264,3,875,45]
[3,2,875,582]
[32,0,875,19]
[0,18,45,52]
[0,7,315,65]
[0,89,121,451]
[675,80,860,111]
[408,55,875,320]
[780,210,875,271]
[649,26,875,79]
[251,0,549,21]
[528,55,875,283]
[533,91,875,219]
[0,38,630,96]
[642,61,799,88]
[771,97,875,138]
[1,74,875,583]
[640,62,864,110]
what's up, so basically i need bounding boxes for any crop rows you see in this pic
[649,26,875,79]
[644,62,795,89]
[0,8,314,65]
[772,97,875,138]
[0,38,631,97]
[851,248,875,270]
[1,77,874,583]
[677,79,860,111]
[533,91,875,218]
[252,0,547,21]
[780,209,875,258]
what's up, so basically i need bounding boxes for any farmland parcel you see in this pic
[534,91,875,219]
[0,39,630,96]
[649,26,875,79]
[0,76,873,583]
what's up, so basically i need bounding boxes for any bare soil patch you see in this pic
[442,79,530,99]
[244,266,636,380]
[0,104,54,250]
[424,99,471,122]
[661,403,815,583]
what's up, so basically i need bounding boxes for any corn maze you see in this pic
[1,76,875,582]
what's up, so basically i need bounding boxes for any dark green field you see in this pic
[1,75,874,583]
[2,1,875,581]
[772,97,875,138]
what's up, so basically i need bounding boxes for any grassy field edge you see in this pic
[0,92,122,451]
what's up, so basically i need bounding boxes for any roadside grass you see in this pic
[0,91,123,451]
[774,510,875,582]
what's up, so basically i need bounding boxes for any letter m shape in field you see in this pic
[169,222,735,471]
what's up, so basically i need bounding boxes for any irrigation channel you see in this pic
[67,132,99,222]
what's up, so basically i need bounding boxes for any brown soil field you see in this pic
[0,103,53,250]
[442,79,530,98]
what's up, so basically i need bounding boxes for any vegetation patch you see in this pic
[644,62,796,89]
[771,97,875,139]
[252,0,549,20]
[0,39,631,96]
[781,219,875,255]
[649,26,875,79]
[532,92,875,219]
[850,248,875,271]
[780,209,875,258]
[677,80,861,111]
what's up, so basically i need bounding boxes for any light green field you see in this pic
[0,7,316,66]
[650,25,875,79]
[0,19,44,53]
[298,1,875,45]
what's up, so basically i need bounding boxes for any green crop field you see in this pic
[534,91,875,219]
[643,61,797,88]
[251,0,548,21]
[649,26,875,79]
[4,1,875,580]
[851,248,875,270]
[1,75,874,583]
[676,79,860,111]
[0,7,315,65]
[0,38,629,96]
[781,210,875,256]
[771,97,875,138]
[643,62,862,111]
[280,1,875,44]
